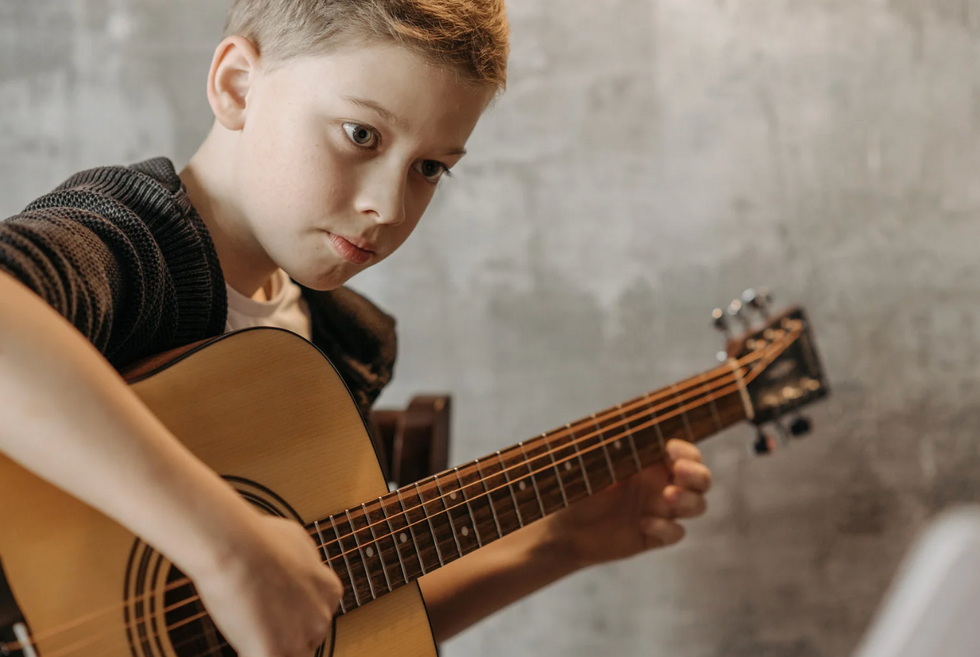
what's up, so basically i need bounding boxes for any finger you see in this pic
[671,459,712,493]
[663,486,708,518]
[666,439,703,464]
[639,517,686,549]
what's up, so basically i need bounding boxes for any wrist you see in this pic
[536,515,590,575]
[167,483,264,580]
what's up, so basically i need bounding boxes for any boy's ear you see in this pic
[207,36,261,131]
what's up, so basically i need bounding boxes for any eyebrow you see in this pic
[341,95,467,157]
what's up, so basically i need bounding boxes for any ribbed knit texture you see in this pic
[0,158,396,414]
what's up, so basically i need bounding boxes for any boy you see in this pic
[0,1,712,654]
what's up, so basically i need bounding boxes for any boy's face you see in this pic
[234,43,493,290]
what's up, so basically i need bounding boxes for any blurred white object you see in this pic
[854,507,980,657]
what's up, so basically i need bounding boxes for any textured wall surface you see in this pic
[3,1,980,656]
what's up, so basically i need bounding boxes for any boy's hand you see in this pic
[548,439,712,568]
[191,514,343,657]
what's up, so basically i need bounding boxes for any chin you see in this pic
[287,267,353,292]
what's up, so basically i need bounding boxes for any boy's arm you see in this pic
[0,270,341,656]
[419,444,711,643]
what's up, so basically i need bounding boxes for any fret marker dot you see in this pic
[519,480,527,491]
[565,461,572,471]
[400,533,408,543]
[461,526,470,536]
[615,440,622,450]
[366,547,375,558]
[450,492,458,501]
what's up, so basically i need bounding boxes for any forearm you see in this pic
[0,271,256,576]
[418,517,577,643]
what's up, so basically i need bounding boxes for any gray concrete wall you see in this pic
[3,1,980,656]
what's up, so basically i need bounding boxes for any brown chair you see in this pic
[368,395,451,488]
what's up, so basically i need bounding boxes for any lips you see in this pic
[326,232,375,265]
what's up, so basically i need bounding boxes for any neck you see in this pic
[179,130,278,299]
[312,361,752,615]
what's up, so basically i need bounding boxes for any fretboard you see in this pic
[309,361,752,615]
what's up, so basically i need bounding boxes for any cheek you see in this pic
[240,117,352,229]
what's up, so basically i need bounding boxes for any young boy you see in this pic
[0,0,712,654]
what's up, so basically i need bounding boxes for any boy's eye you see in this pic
[342,123,379,148]
[414,159,450,183]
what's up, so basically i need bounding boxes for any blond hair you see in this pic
[224,0,509,90]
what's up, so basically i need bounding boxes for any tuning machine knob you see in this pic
[752,428,776,456]
[727,299,752,330]
[742,286,773,318]
[789,415,812,437]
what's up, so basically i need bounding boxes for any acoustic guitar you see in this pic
[0,296,828,657]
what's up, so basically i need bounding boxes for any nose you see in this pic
[353,163,408,226]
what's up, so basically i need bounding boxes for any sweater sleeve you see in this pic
[0,204,178,367]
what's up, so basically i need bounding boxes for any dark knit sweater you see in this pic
[0,158,396,414]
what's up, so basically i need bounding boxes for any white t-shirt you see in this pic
[224,268,313,341]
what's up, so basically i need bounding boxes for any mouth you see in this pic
[324,232,376,265]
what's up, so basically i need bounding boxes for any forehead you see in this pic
[267,44,493,139]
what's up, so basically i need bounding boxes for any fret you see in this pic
[395,489,440,574]
[595,408,638,481]
[590,412,620,484]
[380,494,424,580]
[672,383,695,441]
[672,378,717,441]
[538,432,570,509]
[471,459,503,537]
[650,389,688,446]
[314,520,348,614]
[344,509,379,599]
[541,430,589,504]
[569,417,616,493]
[615,402,644,473]
[453,467,484,547]
[517,442,549,518]
[402,486,445,567]
[329,515,365,608]
[496,450,525,527]
[565,424,594,496]
[714,385,751,427]
[474,457,522,536]
[414,481,459,563]
[500,445,544,524]
[698,373,725,433]
[434,472,480,554]
[621,394,665,467]
[370,498,409,585]
[359,502,399,591]
[455,462,500,542]
[651,396,668,456]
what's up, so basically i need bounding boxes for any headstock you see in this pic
[713,288,830,455]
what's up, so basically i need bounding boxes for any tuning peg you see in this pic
[742,286,773,317]
[789,415,812,437]
[727,299,751,330]
[752,428,776,456]
[712,307,731,337]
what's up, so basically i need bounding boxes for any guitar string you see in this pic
[2,328,799,656]
[0,336,790,657]
[26,372,751,657]
[305,346,776,553]
[0,348,769,655]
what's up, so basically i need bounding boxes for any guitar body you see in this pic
[0,329,437,657]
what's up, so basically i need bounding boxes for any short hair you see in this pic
[224,0,510,91]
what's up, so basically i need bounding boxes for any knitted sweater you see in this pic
[0,158,396,415]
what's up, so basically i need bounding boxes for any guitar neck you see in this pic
[310,361,753,615]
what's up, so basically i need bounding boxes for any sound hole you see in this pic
[125,477,331,657]
[164,567,233,656]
